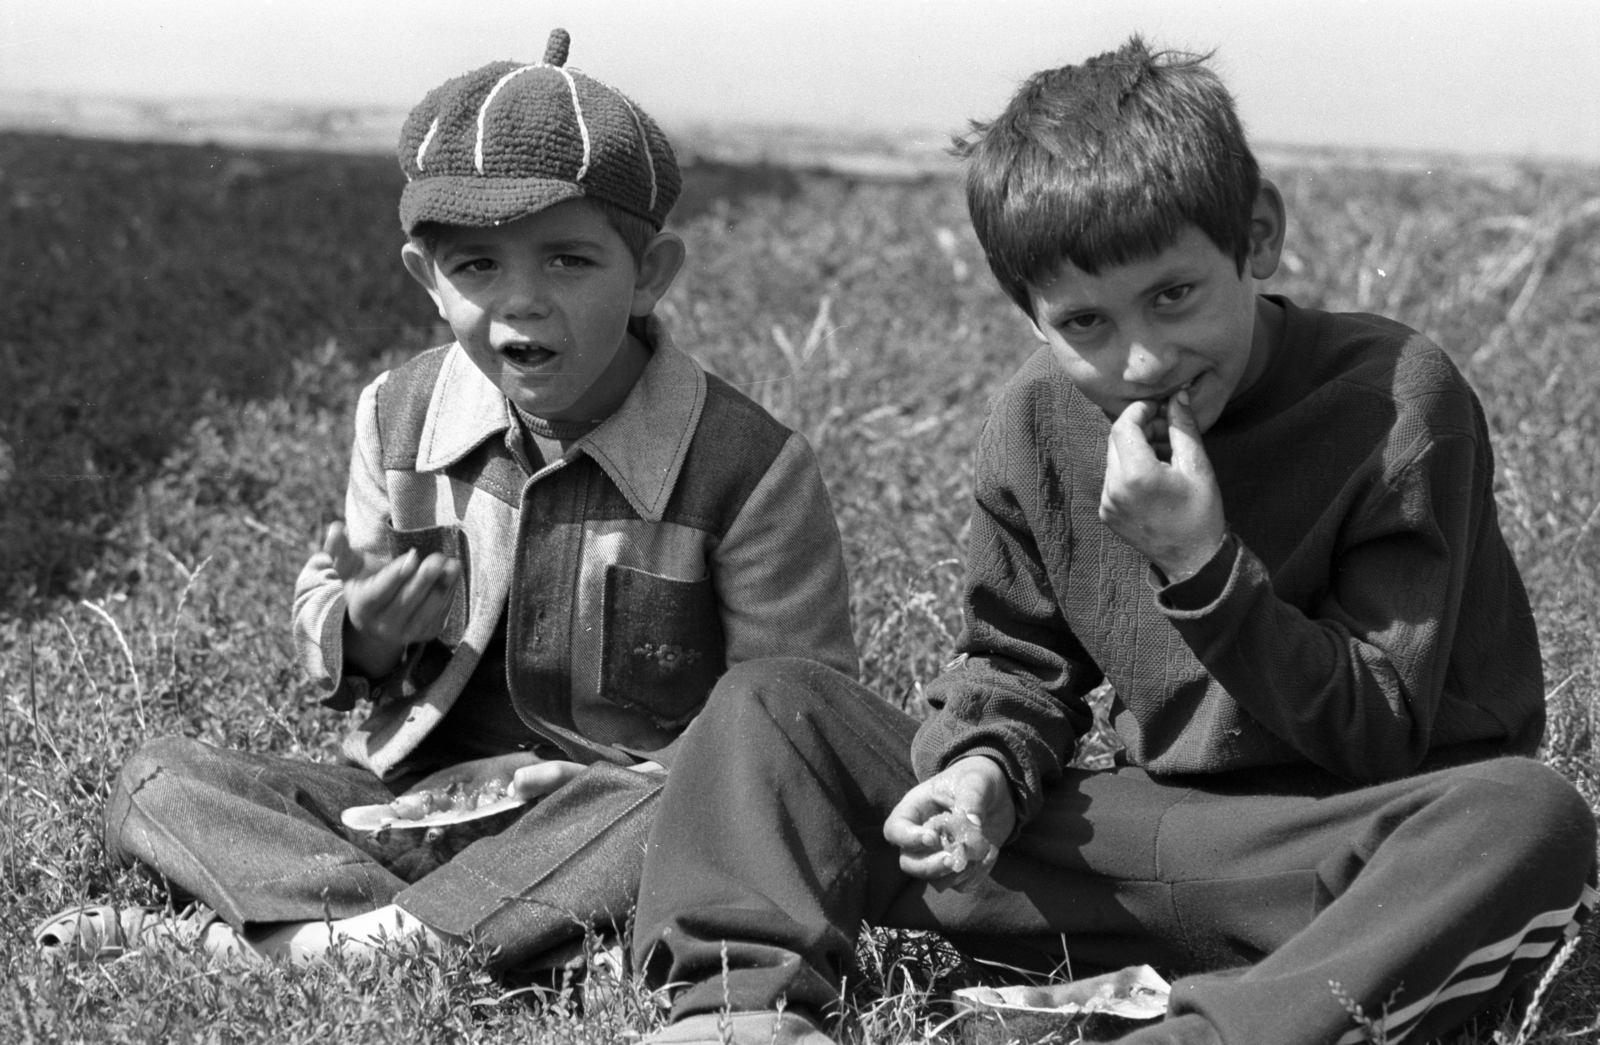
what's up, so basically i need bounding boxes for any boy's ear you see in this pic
[401,242,447,317]
[1246,179,1287,281]
[631,231,686,316]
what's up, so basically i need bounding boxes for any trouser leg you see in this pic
[633,658,924,1018]
[104,735,408,929]
[1157,758,1597,1045]
[396,761,663,971]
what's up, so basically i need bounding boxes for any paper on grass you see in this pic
[953,964,1170,1021]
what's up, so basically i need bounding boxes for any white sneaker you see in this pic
[644,1010,837,1045]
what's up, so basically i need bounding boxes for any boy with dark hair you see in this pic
[630,37,1595,1045]
[42,29,856,968]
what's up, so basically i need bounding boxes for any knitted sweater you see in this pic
[912,296,1543,824]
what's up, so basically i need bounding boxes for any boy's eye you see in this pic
[1155,284,1192,306]
[551,254,593,269]
[452,258,495,275]
[1059,313,1103,334]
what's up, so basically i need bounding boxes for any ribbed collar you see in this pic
[411,316,707,522]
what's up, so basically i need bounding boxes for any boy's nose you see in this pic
[497,280,549,319]
[1122,338,1178,388]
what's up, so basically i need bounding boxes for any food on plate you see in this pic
[385,780,512,823]
[339,779,529,879]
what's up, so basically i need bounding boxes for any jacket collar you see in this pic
[413,317,706,523]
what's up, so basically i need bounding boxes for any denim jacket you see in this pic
[294,320,857,779]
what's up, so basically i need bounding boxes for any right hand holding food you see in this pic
[323,521,462,674]
[882,754,1014,891]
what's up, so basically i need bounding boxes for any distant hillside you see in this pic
[0,90,955,180]
[2,89,1576,180]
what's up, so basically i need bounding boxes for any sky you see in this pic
[2,0,1597,161]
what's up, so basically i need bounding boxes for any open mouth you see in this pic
[498,342,555,368]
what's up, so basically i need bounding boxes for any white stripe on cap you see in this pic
[556,66,591,182]
[415,116,440,172]
[617,94,657,212]
[475,64,541,174]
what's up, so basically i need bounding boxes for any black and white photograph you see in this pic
[3,2,1598,1042]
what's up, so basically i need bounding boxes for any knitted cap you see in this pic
[397,29,681,235]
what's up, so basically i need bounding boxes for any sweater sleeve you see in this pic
[1158,416,1496,783]
[910,411,1101,826]
[292,373,394,710]
[709,431,859,680]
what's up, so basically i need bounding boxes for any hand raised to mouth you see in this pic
[1100,388,1228,583]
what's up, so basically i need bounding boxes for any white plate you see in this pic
[340,795,527,832]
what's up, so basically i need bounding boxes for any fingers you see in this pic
[393,552,452,613]
[1100,388,1228,579]
[349,550,421,620]
[883,786,944,852]
[884,759,1015,886]
[511,760,585,801]
[323,521,366,580]
[345,551,461,644]
[884,783,962,882]
[1165,389,1214,477]
[1107,400,1162,473]
[899,850,963,882]
[386,555,460,642]
[938,838,1002,893]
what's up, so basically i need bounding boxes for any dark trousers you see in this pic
[632,659,1597,1045]
[105,736,660,970]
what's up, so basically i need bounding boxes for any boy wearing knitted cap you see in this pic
[62,31,856,967]
[628,37,1595,1045]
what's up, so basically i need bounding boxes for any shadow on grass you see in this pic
[0,131,804,615]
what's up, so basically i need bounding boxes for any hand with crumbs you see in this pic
[883,754,1012,891]
[1100,389,1228,583]
[320,521,462,676]
[925,810,994,873]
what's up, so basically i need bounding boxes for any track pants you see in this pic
[633,659,1596,1045]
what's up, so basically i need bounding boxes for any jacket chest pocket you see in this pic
[600,563,726,729]
[387,524,470,649]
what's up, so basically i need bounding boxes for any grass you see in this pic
[2,128,1599,1042]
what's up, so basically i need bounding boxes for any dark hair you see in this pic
[954,36,1260,316]
[410,196,657,265]
[586,198,658,265]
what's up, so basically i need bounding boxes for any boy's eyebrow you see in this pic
[1040,258,1207,319]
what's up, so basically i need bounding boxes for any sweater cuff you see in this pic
[1154,531,1240,612]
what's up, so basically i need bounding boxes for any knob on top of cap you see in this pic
[544,28,570,67]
